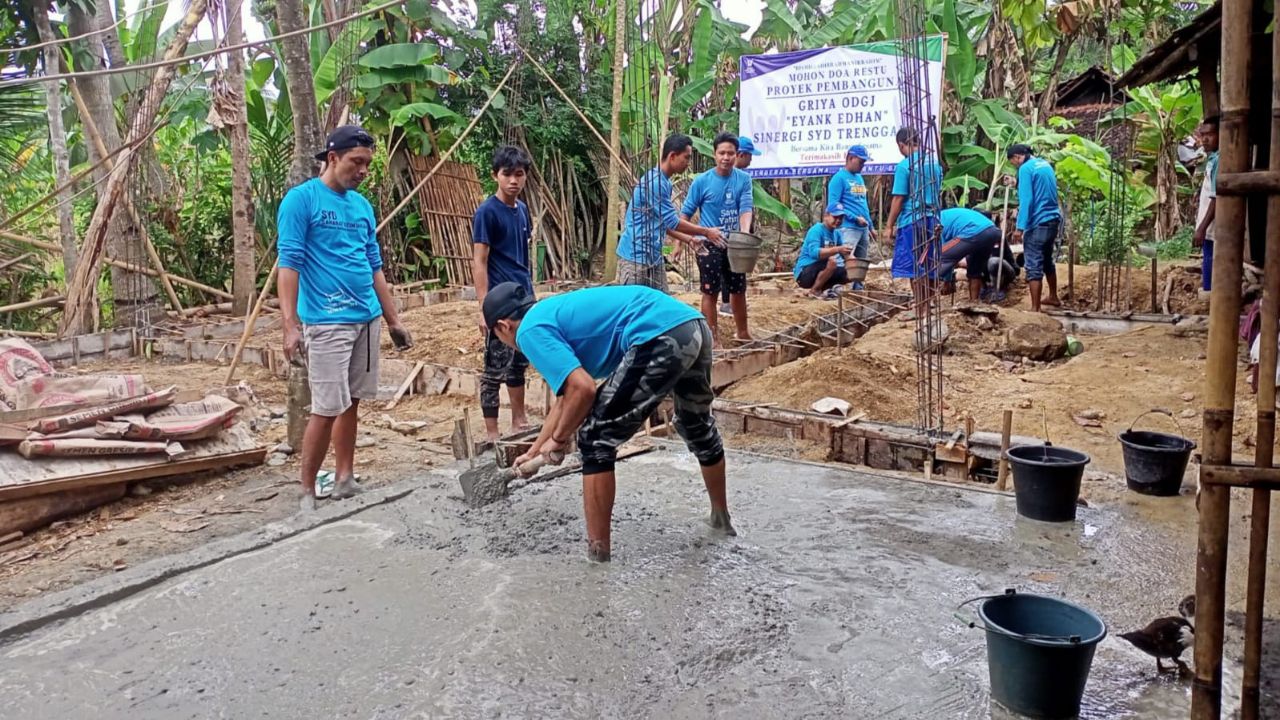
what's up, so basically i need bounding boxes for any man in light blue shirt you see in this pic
[735,136,763,171]
[617,134,724,292]
[277,125,412,511]
[936,207,1001,302]
[1193,118,1218,292]
[883,128,943,289]
[1008,143,1063,312]
[827,145,876,290]
[482,282,734,562]
[682,132,755,342]
[793,203,853,298]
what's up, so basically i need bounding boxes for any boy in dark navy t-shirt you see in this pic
[472,145,535,442]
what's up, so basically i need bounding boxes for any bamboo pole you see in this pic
[1241,3,1280,716]
[996,409,1012,491]
[0,229,232,299]
[222,263,278,385]
[0,295,64,313]
[1192,0,1252,715]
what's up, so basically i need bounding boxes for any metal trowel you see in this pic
[458,451,564,508]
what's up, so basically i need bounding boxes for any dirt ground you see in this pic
[725,303,1269,478]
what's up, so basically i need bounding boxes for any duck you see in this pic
[1119,616,1194,675]
[1179,594,1195,621]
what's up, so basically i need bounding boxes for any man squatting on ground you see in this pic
[934,207,1002,302]
[681,132,755,342]
[1007,143,1063,312]
[472,145,535,442]
[616,134,724,292]
[793,203,854,298]
[482,282,735,562]
[883,128,943,297]
[826,144,876,290]
[277,126,413,512]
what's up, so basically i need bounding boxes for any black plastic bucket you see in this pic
[970,590,1108,719]
[1118,429,1196,497]
[1006,445,1090,522]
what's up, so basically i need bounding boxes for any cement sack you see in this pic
[17,437,183,459]
[10,372,149,411]
[28,386,177,435]
[108,395,242,441]
[0,338,54,411]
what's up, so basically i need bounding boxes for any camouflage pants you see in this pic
[480,329,529,419]
[578,318,723,474]
[617,258,669,293]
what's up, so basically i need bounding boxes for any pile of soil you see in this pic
[724,305,1261,474]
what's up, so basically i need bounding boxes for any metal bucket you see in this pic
[845,258,871,282]
[725,231,763,274]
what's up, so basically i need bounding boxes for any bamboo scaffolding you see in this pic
[0,229,232,300]
[1191,0,1252,715]
[1240,2,1280,716]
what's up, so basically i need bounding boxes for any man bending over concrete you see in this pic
[278,125,413,512]
[935,207,1000,302]
[483,281,734,562]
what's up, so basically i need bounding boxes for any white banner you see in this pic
[738,38,945,178]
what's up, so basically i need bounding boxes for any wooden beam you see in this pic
[1199,463,1280,490]
[0,446,266,502]
[1216,170,1280,196]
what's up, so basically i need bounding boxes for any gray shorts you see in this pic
[617,258,668,293]
[304,317,381,417]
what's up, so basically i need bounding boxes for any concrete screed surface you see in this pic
[0,448,1226,719]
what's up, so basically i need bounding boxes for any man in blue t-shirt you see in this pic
[735,136,763,171]
[794,203,853,298]
[883,128,943,292]
[482,282,734,563]
[1008,143,1063,312]
[617,134,724,292]
[936,207,1002,302]
[472,145,534,442]
[826,145,876,290]
[277,125,413,512]
[681,132,755,342]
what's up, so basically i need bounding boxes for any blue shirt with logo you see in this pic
[826,169,873,229]
[1016,157,1062,231]
[794,222,842,279]
[515,286,702,394]
[277,178,382,325]
[680,168,754,234]
[618,167,680,265]
[891,150,943,227]
[940,208,996,244]
[473,195,533,292]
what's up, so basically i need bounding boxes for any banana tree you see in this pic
[1107,83,1201,241]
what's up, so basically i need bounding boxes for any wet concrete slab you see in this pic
[0,448,1242,718]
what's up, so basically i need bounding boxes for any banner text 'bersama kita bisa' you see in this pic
[738,37,945,178]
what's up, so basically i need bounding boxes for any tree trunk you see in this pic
[94,0,127,71]
[602,0,626,282]
[67,4,154,330]
[1036,33,1077,121]
[61,0,211,336]
[1155,140,1181,242]
[273,0,324,187]
[219,2,257,315]
[32,1,77,279]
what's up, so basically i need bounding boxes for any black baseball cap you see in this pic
[482,282,536,328]
[315,125,375,160]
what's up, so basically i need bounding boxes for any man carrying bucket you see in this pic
[617,134,724,292]
[826,145,876,290]
[681,132,755,342]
